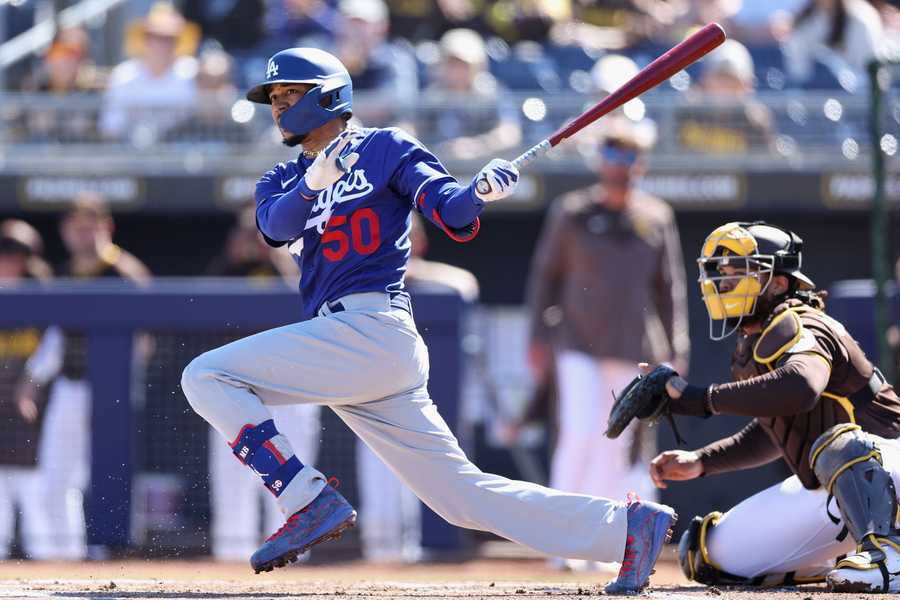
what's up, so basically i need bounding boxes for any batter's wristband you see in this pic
[296,177,319,201]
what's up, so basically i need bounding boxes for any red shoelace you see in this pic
[620,535,637,574]
[266,507,306,542]
[619,492,640,577]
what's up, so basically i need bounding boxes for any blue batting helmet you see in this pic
[246,47,353,137]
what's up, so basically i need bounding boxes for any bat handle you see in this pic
[511,139,552,171]
[475,139,552,196]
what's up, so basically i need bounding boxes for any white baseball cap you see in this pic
[591,54,639,94]
[704,39,754,84]
[440,28,487,66]
[339,0,388,23]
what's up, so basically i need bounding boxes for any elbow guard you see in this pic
[430,209,480,243]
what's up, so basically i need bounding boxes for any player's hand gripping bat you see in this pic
[475,23,726,194]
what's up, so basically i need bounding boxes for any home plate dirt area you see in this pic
[0,556,875,599]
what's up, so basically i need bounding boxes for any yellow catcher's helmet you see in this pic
[698,222,814,340]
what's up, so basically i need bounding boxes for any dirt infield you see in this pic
[0,557,873,599]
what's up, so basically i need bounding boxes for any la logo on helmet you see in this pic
[266,59,279,80]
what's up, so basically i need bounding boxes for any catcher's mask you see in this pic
[698,221,814,340]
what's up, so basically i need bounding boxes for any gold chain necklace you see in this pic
[301,126,354,159]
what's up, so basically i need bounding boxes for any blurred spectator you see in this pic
[868,0,900,38]
[266,0,341,48]
[0,220,52,560]
[15,193,151,560]
[15,27,99,143]
[671,0,741,40]
[676,39,775,154]
[56,194,151,283]
[778,0,885,91]
[486,0,571,43]
[557,0,689,48]
[726,0,807,42]
[335,0,418,95]
[205,206,318,562]
[0,220,51,282]
[421,28,522,160]
[182,0,267,52]
[386,0,490,41]
[100,2,200,143]
[585,54,658,149]
[164,49,254,145]
[206,204,299,280]
[24,27,98,94]
[330,0,418,127]
[525,120,689,566]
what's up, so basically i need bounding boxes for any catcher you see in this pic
[607,221,900,593]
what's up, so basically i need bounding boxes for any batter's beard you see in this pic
[282,133,306,148]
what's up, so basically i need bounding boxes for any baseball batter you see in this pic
[180,47,676,591]
[646,222,900,593]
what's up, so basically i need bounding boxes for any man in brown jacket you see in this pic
[525,119,689,566]
[651,221,900,593]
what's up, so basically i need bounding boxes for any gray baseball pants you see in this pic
[181,292,627,561]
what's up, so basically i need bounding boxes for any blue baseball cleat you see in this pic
[604,498,677,595]
[251,482,357,573]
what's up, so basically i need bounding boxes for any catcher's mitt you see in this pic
[605,365,678,440]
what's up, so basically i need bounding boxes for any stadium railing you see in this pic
[2,90,897,171]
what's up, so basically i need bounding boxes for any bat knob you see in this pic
[475,178,491,195]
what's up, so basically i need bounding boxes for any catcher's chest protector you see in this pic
[729,305,885,489]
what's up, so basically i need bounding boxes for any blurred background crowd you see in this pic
[0,0,898,572]
[2,0,900,152]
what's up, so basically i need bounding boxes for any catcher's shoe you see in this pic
[251,481,357,573]
[827,537,900,593]
[604,497,677,595]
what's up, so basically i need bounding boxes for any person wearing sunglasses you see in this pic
[525,117,690,570]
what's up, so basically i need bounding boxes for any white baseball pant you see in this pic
[553,351,656,502]
[35,376,90,560]
[704,436,900,579]
[0,467,50,559]
[182,292,628,561]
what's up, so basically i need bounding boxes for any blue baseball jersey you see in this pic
[256,127,479,320]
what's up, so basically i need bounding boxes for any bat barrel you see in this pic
[505,23,726,173]
[548,23,726,147]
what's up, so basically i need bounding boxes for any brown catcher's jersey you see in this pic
[730,303,900,488]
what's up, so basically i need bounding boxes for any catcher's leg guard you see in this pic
[810,424,900,592]
[679,513,823,587]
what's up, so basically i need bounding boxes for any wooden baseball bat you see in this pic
[509,23,727,171]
